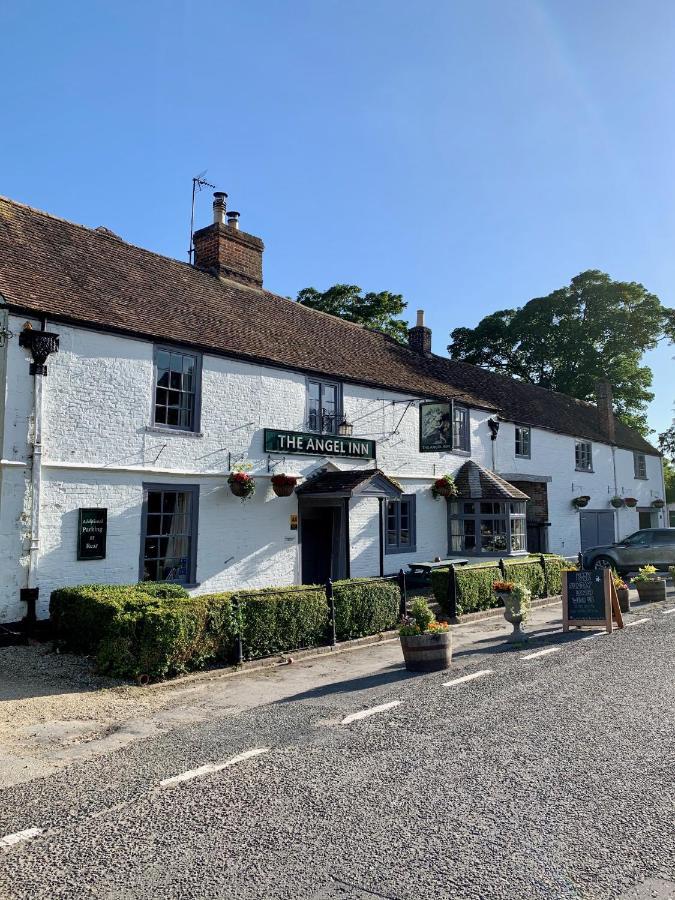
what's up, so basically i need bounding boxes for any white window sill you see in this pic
[145,426,204,439]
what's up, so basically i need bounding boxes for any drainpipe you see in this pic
[18,324,59,626]
[610,445,620,540]
[660,455,668,527]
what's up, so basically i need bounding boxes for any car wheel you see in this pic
[592,556,615,571]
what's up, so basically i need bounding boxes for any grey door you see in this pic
[579,511,615,551]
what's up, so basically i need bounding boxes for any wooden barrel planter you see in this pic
[616,587,630,613]
[635,579,666,603]
[400,632,452,672]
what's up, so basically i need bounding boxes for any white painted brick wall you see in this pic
[0,313,666,621]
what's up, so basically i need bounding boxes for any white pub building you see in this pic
[0,193,667,624]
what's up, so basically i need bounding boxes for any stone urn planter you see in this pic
[400,631,453,672]
[399,597,452,672]
[634,578,666,603]
[495,582,531,642]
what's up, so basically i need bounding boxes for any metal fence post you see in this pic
[326,579,336,646]
[540,553,549,597]
[232,594,244,665]
[447,564,458,620]
[398,569,407,618]
[498,558,507,579]
[577,551,583,570]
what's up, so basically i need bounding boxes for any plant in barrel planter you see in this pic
[623,497,638,508]
[610,496,624,509]
[228,464,256,502]
[271,473,297,497]
[613,574,630,614]
[399,598,452,672]
[494,580,531,642]
[572,496,591,509]
[651,498,665,509]
[632,565,667,603]
[431,474,458,501]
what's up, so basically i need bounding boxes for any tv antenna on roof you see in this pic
[188,171,216,263]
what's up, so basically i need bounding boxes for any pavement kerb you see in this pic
[136,595,566,695]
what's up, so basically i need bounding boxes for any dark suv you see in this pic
[582,528,675,574]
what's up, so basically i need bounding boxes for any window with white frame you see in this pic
[384,495,416,554]
[307,379,341,434]
[575,440,593,472]
[153,347,201,431]
[453,404,470,452]
[633,452,647,479]
[448,500,527,554]
[515,425,531,458]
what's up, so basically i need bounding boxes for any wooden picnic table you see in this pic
[407,558,469,575]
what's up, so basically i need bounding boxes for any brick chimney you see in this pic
[408,309,432,356]
[192,192,264,287]
[595,379,616,444]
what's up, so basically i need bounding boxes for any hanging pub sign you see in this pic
[77,508,107,560]
[264,428,375,460]
[562,568,624,633]
[419,401,453,452]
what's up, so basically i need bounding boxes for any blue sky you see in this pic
[2,1,673,435]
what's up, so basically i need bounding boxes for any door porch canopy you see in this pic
[296,468,403,500]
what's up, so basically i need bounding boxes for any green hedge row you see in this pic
[50,579,400,681]
[431,555,567,617]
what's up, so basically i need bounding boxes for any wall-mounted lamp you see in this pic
[487,418,500,441]
[338,419,354,437]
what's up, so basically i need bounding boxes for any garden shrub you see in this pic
[333,579,400,640]
[503,560,545,598]
[236,588,327,660]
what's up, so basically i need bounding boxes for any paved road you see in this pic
[0,608,674,899]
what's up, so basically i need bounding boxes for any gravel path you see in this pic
[0,604,673,898]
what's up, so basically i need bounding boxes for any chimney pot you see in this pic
[212,191,228,225]
[408,311,432,356]
[227,211,240,230]
[416,309,425,327]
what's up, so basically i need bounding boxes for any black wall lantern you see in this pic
[487,417,500,441]
[338,418,354,437]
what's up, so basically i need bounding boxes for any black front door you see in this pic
[301,507,335,584]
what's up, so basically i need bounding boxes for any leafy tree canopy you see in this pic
[448,271,675,436]
[660,421,675,460]
[663,456,675,504]
[296,284,408,343]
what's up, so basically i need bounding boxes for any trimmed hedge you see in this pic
[50,578,401,681]
[431,555,567,617]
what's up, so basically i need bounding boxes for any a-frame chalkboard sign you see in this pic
[562,568,624,633]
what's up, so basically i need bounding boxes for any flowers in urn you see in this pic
[431,474,458,501]
[228,463,256,502]
[493,580,531,642]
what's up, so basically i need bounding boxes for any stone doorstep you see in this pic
[140,595,567,695]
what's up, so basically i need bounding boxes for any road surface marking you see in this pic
[625,618,651,627]
[341,700,401,725]
[0,828,42,849]
[662,607,675,615]
[443,669,493,687]
[520,647,560,661]
[160,748,270,788]
[580,632,605,641]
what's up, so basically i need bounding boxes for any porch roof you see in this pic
[454,460,530,502]
[296,468,403,500]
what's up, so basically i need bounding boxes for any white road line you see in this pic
[520,647,561,661]
[0,827,43,849]
[625,618,651,627]
[443,669,493,687]
[160,748,270,788]
[341,700,401,725]
[580,632,605,641]
[662,607,675,615]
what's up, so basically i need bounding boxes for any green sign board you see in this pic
[77,508,107,560]
[264,428,375,460]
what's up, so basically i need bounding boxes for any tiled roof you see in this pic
[454,461,530,501]
[296,468,402,498]
[0,196,658,456]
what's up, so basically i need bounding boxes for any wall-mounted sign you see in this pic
[289,513,298,531]
[264,428,375,460]
[562,569,623,633]
[419,402,453,452]
[77,508,107,560]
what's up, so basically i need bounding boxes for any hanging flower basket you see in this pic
[431,475,458,500]
[610,496,624,509]
[271,473,297,497]
[623,497,638,508]
[228,470,256,502]
[572,495,591,509]
[651,499,665,509]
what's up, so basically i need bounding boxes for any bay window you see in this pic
[448,499,527,555]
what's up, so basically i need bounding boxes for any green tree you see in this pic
[296,284,408,342]
[660,421,675,460]
[448,271,675,435]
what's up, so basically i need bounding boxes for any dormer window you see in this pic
[307,379,341,434]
